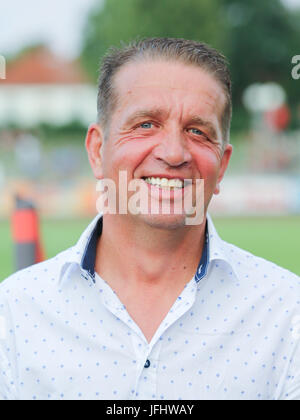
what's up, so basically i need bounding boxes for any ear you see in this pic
[85,123,105,179]
[214,144,233,195]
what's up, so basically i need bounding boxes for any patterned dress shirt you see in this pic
[0,214,299,400]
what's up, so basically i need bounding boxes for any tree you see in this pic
[222,0,300,108]
[81,0,228,81]
[80,0,300,131]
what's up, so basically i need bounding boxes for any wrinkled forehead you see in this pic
[111,59,227,126]
[115,58,225,97]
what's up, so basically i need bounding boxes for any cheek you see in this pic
[193,143,221,167]
[102,137,157,178]
[192,147,221,184]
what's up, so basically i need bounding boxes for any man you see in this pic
[0,38,299,400]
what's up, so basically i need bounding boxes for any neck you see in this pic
[95,213,206,288]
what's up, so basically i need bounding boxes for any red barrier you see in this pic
[11,196,45,271]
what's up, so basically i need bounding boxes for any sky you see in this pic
[0,0,299,60]
[0,0,100,59]
[284,0,300,6]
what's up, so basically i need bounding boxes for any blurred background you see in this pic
[0,0,300,279]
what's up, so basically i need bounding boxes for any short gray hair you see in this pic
[97,37,232,144]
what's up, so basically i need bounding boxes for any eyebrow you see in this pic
[124,108,168,127]
[124,109,218,140]
[187,116,218,140]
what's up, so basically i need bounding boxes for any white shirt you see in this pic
[0,214,300,400]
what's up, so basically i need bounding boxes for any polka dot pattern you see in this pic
[0,214,299,400]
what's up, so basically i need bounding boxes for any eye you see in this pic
[139,122,153,129]
[188,128,205,136]
[188,128,211,142]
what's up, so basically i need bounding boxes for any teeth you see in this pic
[143,177,184,188]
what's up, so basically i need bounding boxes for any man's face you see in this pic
[88,59,232,229]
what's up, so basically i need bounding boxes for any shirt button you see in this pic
[144,359,151,368]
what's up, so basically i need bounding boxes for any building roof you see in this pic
[2,46,90,85]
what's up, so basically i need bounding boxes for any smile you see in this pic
[142,177,184,189]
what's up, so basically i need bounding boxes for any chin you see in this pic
[137,212,188,231]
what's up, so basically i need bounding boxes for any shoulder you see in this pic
[0,215,101,297]
[221,239,300,294]
[0,247,75,303]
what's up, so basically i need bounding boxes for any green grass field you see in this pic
[0,216,299,281]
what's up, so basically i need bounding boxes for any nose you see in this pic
[153,127,192,167]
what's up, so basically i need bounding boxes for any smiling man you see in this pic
[86,46,232,343]
[1,38,300,401]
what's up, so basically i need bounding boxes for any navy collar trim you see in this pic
[81,216,209,284]
[194,225,209,283]
[81,216,103,281]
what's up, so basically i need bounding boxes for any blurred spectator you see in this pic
[14,132,42,179]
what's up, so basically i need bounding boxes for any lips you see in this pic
[138,176,195,208]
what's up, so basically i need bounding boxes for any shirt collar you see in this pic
[58,213,103,284]
[206,213,240,278]
[60,213,238,285]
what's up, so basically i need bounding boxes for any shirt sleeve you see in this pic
[0,294,19,400]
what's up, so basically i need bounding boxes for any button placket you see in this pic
[131,339,162,400]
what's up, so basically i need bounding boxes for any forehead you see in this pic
[112,59,226,120]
